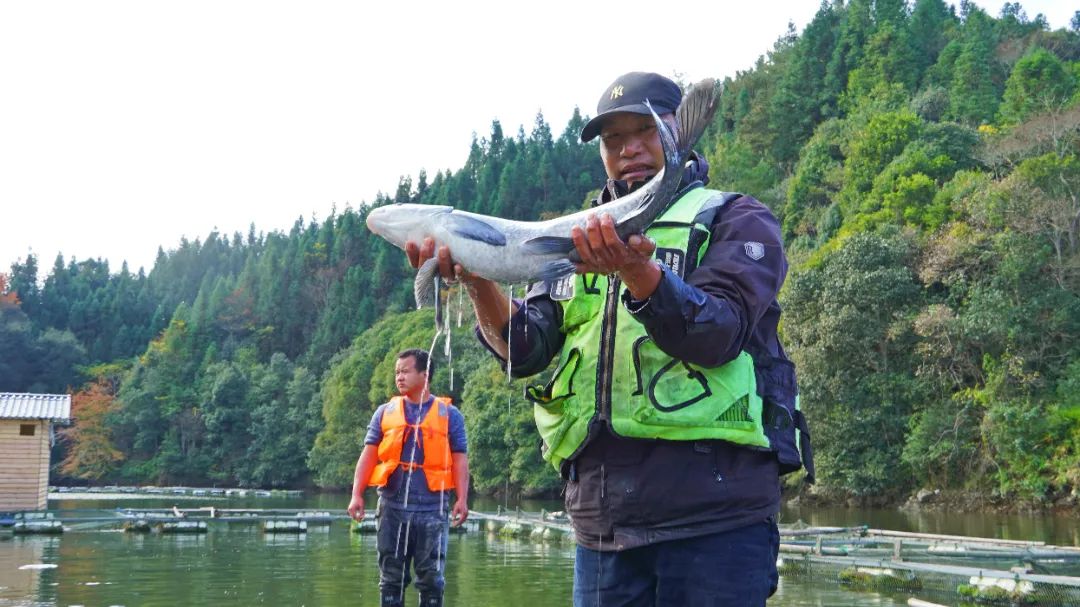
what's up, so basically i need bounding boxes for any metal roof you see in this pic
[0,393,71,422]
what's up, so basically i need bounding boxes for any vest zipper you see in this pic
[596,276,620,423]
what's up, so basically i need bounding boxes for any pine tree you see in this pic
[949,8,1000,125]
[8,254,40,317]
[909,0,956,88]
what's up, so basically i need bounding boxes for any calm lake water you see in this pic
[2,493,1078,607]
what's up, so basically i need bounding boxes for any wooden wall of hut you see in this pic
[0,420,50,511]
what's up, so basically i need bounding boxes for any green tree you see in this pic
[309,310,442,487]
[768,2,841,165]
[783,229,924,495]
[243,354,321,487]
[948,9,1000,125]
[909,0,956,88]
[840,110,923,216]
[1000,48,1077,124]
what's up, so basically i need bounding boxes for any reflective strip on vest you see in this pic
[368,396,456,492]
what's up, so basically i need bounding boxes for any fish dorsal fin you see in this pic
[444,212,507,246]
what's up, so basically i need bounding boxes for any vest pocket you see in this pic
[560,276,603,332]
[526,348,582,456]
[630,337,755,428]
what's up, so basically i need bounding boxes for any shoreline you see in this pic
[49,492,226,501]
[787,487,1080,515]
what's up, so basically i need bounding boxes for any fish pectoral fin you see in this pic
[538,259,577,283]
[521,235,575,255]
[414,258,441,309]
[445,213,507,246]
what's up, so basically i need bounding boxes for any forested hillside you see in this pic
[3,0,1079,505]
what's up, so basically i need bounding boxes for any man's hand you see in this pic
[405,238,481,286]
[571,213,657,274]
[347,495,364,522]
[571,213,661,300]
[450,498,469,527]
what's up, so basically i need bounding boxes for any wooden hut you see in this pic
[0,393,71,511]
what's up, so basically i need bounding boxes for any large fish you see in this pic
[366,78,719,308]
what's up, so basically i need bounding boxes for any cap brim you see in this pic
[580,103,670,142]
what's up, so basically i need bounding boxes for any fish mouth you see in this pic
[620,164,657,182]
[364,213,381,234]
[365,209,392,234]
[365,207,408,240]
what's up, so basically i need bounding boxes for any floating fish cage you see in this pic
[13,520,64,535]
[350,518,472,535]
[779,554,1080,605]
[158,521,208,534]
[8,512,63,534]
[50,485,304,498]
[479,511,574,544]
[776,526,1080,606]
[264,520,307,533]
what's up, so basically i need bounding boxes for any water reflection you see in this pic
[0,536,58,605]
[0,496,1073,607]
[779,502,1079,545]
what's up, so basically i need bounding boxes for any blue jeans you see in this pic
[376,504,449,605]
[573,519,780,607]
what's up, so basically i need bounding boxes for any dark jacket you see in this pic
[478,158,793,550]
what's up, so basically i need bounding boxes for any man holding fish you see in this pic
[375,72,813,606]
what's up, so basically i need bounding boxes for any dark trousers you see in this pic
[573,519,780,607]
[377,505,449,606]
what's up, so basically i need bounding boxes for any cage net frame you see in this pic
[778,553,1080,606]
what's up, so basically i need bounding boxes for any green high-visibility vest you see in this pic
[527,187,772,471]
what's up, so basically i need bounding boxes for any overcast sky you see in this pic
[2,1,1075,275]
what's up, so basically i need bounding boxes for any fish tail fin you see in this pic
[675,78,719,156]
[414,258,441,309]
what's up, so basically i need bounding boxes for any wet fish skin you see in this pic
[365,78,719,308]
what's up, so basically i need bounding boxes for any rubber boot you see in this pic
[418,594,443,607]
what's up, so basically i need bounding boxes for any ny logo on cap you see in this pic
[610,85,624,100]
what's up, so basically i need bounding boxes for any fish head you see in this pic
[365,203,452,248]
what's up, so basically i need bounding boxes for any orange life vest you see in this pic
[368,396,456,492]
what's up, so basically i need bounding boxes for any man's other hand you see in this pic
[450,499,469,527]
[347,495,364,522]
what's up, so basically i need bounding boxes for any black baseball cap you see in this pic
[580,72,682,143]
